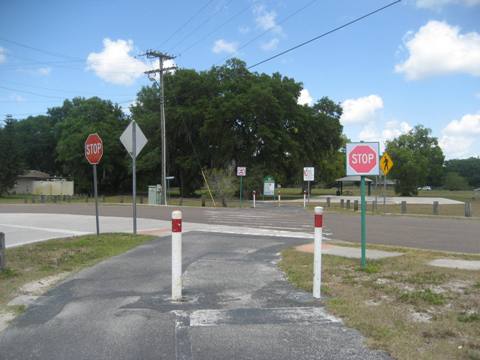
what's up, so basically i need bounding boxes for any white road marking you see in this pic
[0,223,88,236]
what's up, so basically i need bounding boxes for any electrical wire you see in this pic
[248,0,402,69]
[0,36,82,61]
[168,0,236,53]
[218,0,319,65]
[157,0,216,49]
[178,2,253,56]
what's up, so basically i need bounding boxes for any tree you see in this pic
[14,115,57,175]
[131,58,344,195]
[444,157,480,188]
[386,125,444,196]
[0,115,24,195]
[53,97,129,194]
[443,172,470,190]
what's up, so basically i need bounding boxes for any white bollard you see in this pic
[253,190,256,208]
[313,206,323,299]
[303,190,307,208]
[171,210,183,301]
[278,192,281,207]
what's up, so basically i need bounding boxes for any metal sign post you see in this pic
[120,121,148,235]
[93,164,99,235]
[380,152,394,213]
[132,122,137,235]
[303,167,314,204]
[346,142,380,268]
[237,167,246,207]
[85,133,104,236]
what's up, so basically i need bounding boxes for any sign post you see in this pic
[380,152,394,212]
[120,120,148,235]
[303,167,314,204]
[85,133,103,236]
[237,167,246,207]
[263,176,275,200]
[346,142,379,268]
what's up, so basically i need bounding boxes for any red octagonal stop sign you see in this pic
[85,133,103,165]
[346,143,379,175]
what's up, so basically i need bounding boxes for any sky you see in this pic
[0,0,479,159]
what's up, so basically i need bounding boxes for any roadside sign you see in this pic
[303,167,314,182]
[237,167,246,177]
[85,133,103,165]
[380,152,394,175]
[120,121,147,158]
[84,133,103,236]
[263,176,275,196]
[119,121,148,235]
[346,142,380,176]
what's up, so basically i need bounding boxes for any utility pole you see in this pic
[142,50,176,206]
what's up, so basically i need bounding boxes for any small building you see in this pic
[335,176,373,196]
[12,170,74,196]
[12,170,50,194]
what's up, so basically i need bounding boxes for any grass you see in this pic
[279,245,480,360]
[0,233,154,314]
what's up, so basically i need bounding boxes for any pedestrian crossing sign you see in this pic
[380,152,394,175]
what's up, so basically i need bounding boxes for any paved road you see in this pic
[0,232,390,360]
[0,203,479,253]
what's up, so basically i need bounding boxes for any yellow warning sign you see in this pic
[380,152,394,175]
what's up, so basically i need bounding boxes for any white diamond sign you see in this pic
[120,121,148,158]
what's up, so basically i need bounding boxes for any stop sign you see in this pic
[346,143,379,176]
[85,133,103,165]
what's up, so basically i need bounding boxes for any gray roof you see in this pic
[336,176,373,183]
[18,170,50,179]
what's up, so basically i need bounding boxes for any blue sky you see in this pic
[1,0,479,159]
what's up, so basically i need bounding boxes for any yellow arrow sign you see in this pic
[380,152,394,175]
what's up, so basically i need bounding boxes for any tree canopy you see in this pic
[386,125,444,195]
[5,59,345,196]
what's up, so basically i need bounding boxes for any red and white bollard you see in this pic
[303,190,307,208]
[172,210,182,301]
[253,190,256,208]
[313,206,323,299]
[278,190,281,207]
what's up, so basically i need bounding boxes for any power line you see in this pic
[158,0,216,49]
[248,0,401,69]
[178,2,253,56]
[0,36,82,61]
[218,0,319,65]
[168,0,236,53]
[0,85,66,99]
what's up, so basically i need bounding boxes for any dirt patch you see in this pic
[19,272,70,296]
[0,312,15,333]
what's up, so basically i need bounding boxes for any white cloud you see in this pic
[260,38,279,51]
[9,94,26,103]
[440,113,480,158]
[416,0,480,9]
[86,38,149,86]
[395,21,480,80]
[37,67,51,76]
[0,47,6,64]
[212,39,238,54]
[358,120,413,151]
[253,4,282,34]
[340,95,384,124]
[298,89,313,106]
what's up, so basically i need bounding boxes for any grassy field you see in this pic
[280,245,480,360]
[0,233,154,316]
